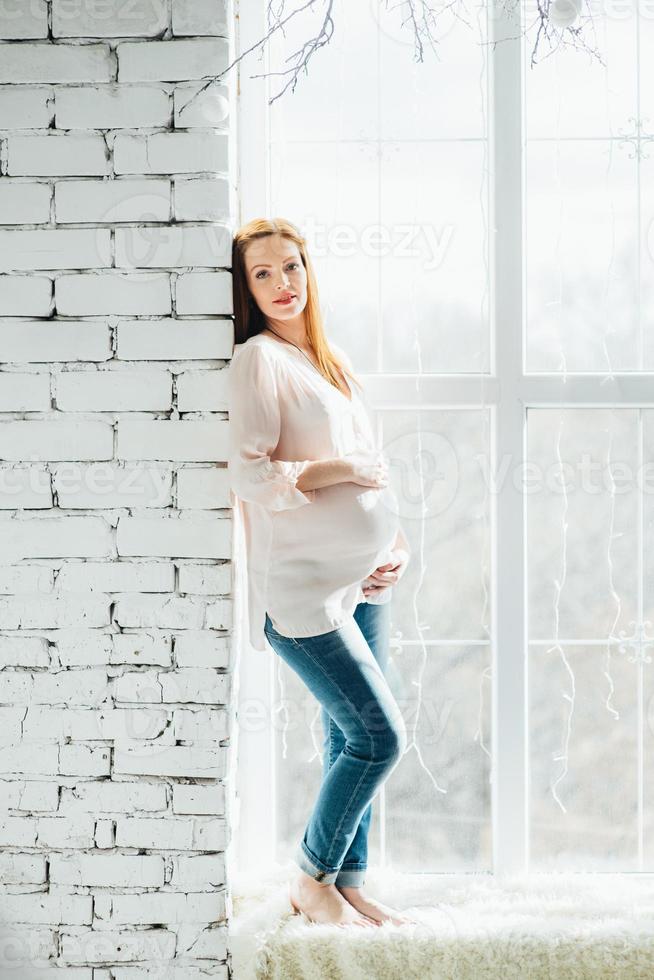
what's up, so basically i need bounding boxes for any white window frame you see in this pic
[233,0,654,880]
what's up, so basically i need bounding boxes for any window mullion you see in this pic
[491,1,528,876]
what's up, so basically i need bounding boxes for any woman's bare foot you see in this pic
[336,885,418,926]
[289,872,380,928]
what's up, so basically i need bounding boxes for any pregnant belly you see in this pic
[271,481,399,578]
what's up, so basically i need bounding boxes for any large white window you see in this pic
[234,0,654,879]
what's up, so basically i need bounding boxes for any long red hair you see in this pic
[231,217,361,396]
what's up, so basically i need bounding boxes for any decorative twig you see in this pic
[176,0,606,122]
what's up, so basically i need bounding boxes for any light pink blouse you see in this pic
[227,332,400,653]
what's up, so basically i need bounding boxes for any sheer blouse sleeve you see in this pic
[227,342,316,511]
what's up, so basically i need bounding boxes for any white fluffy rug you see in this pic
[229,861,654,980]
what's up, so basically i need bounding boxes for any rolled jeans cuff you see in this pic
[295,841,366,887]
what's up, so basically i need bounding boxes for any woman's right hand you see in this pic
[341,451,389,488]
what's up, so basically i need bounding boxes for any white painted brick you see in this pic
[0,594,110,628]
[173,707,228,742]
[95,818,114,848]
[172,0,228,36]
[177,368,228,410]
[174,631,230,669]
[0,742,59,775]
[0,706,23,741]
[117,420,227,461]
[173,855,226,892]
[176,466,231,509]
[0,43,114,83]
[116,517,231,558]
[172,785,225,816]
[3,962,88,980]
[173,81,228,128]
[1,13,234,960]
[54,631,112,667]
[0,670,32,702]
[0,890,92,923]
[8,134,110,176]
[55,178,170,223]
[0,86,52,127]
[52,461,172,509]
[113,594,207,629]
[116,223,230,268]
[0,634,49,665]
[173,175,230,222]
[111,632,173,666]
[35,815,96,848]
[0,321,111,362]
[59,742,112,776]
[177,925,228,961]
[116,318,232,359]
[0,371,51,410]
[57,560,175,593]
[112,967,226,980]
[118,37,228,82]
[111,891,222,925]
[51,853,164,887]
[0,566,53,595]
[0,419,113,460]
[160,667,228,704]
[1,779,58,811]
[0,180,51,223]
[178,563,231,599]
[55,368,172,408]
[0,813,37,845]
[0,229,112,272]
[0,852,47,884]
[57,272,171,316]
[0,274,52,315]
[63,780,167,813]
[204,599,230,630]
[61,929,176,963]
[52,0,168,38]
[0,466,53,509]
[30,667,109,705]
[0,0,48,38]
[114,132,227,174]
[175,270,232,314]
[56,84,170,128]
[22,706,169,741]
[113,669,163,702]
[113,744,226,779]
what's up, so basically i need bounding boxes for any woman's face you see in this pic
[243,234,307,325]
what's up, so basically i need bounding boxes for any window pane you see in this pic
[380,408,491,643]
[384,643,492,872]
[525,141,639,372]
[524,18,635,140]
[267,0,491,374]
[381,142,490,374]
[527,408,649,870]
[529,643,639,871]
[524,6,652,373]
[527,408,639,641]
[379,2,488,141]
[274,657,325,862]
[269,141,381,371]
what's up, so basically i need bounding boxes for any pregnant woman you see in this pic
[228,217,414,928]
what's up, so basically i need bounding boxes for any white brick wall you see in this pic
[0,2,234,976]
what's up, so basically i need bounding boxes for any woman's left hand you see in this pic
[361,547,410,598]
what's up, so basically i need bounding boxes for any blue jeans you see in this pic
[264,601,407,888]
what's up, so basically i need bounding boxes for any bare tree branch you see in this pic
[176,0,605,122]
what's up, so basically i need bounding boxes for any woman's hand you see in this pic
[361,546,410,598]
[342,451,388,489]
